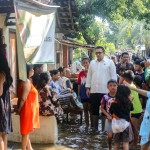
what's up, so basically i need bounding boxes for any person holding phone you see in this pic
[116,52,135,75]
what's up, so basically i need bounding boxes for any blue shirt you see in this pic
[140,92,150,145]
[135,72,145,83]
[49,80,62,94]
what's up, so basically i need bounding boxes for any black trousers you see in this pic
[90,93,105,115]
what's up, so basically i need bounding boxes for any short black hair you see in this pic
[82,57,90,63]
[50,69,59,76]
[133,75,142,87]
[119,66,126,71]
[121,70,134,81]
[96,46,105,53]
[58,66,66,73]
[33,64,43,70]
[122,52,129,57]
[107,79,118,85]
[134,59,144,67]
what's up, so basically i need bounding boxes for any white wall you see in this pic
[0,14,16,65]
[0,14,10,63]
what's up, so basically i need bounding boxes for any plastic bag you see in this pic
[112,118,129,133]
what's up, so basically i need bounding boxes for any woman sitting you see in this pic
[37,71,63,123]
[49,69,83,110]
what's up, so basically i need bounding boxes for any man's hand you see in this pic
[86,88,90,98]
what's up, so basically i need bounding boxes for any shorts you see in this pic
[131,113,142,119]
[81,98,91,103]
[104,119,112,132]
[114,123,133,142]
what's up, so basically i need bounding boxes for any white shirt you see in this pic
[85,57,117,93]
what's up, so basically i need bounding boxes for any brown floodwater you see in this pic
[8,115,140,150]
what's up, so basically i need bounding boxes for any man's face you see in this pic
[122,54,129,63]
[95,48,104,61]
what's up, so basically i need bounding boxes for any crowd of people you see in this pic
[1,45,150,150]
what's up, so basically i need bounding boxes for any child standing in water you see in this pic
[119,70,142,147]
[110,85,134,150]
[78,57,93,128]
[101,79,118,150]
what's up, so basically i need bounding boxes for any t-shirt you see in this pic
[110,100,133,122]
[49,80,62,95]
[101,94,115,114]
[135,72,145,83]
[78,71,88,99]
[130,84,142,114]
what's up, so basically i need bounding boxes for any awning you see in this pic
[55,38,96,50]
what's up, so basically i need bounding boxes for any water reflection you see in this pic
[9,116,140,150]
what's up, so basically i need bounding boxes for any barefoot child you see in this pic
[101,79,118,150]
[119,70,142,147]
[78,57,93,128]
[109,84,134,150]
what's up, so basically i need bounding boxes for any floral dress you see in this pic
[38,86,63,123]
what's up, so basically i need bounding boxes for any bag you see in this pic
[112,118,130,133]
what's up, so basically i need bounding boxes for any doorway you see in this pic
[9,30,17,98]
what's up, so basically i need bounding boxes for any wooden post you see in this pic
[63,44,68,67]
[88,49,93,60]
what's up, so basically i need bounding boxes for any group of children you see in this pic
[77,57,150,150]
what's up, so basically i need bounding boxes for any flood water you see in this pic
[8,115,141,150]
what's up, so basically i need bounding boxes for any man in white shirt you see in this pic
[86,46,117,131]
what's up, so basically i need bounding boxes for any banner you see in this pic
[14,0,59,81]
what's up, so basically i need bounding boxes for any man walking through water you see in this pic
[86,46,117,131]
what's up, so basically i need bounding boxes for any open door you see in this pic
[9,30,17,99]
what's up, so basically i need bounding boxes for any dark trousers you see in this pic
[90,93,105,115]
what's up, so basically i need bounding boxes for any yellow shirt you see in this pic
[130,84,142,114]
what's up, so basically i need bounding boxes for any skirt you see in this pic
[114,123,134,142]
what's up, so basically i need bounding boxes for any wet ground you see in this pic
[8,115,141,150]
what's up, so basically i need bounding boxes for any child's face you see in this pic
[107,82,117,93]
[134,64,142,72]
[82,59,89,70]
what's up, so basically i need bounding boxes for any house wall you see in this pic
[0,14,64,73]
[0,14,11,63]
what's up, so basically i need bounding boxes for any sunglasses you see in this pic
[95,52,103,55]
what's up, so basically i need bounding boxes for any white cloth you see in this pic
[85,57,117,93]
[71,61,83,74]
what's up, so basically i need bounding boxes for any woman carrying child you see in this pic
[109,84,134,150]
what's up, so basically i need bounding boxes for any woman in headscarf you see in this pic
[0,51,12,150]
